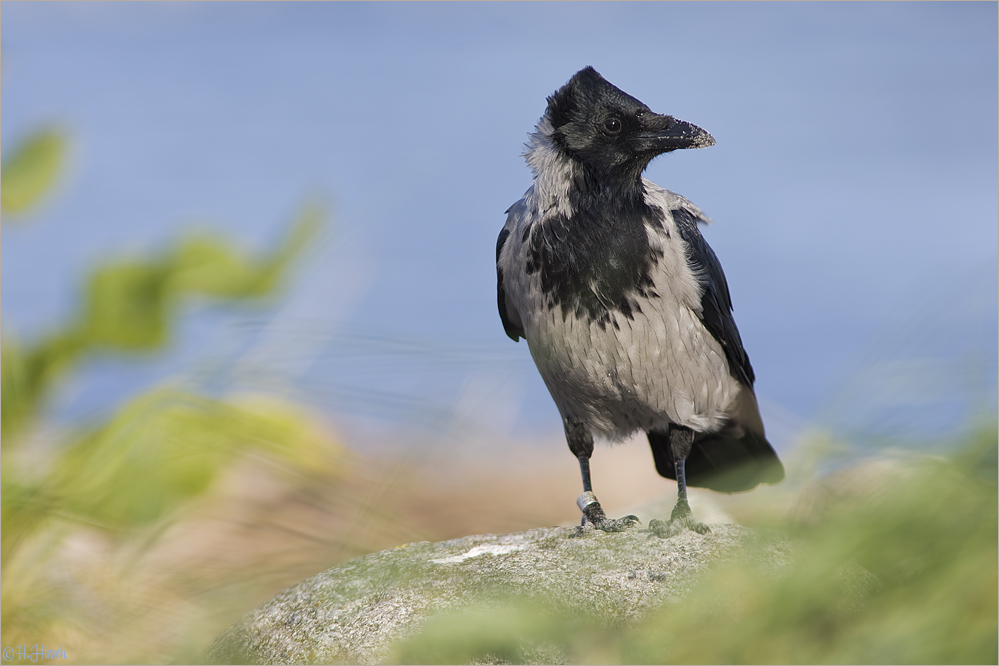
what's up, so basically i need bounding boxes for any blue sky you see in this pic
[3,2,997,450]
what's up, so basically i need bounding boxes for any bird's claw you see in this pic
[571,514,640,538]
[647,516,710,538]
[647,500,710,538]
[593,514,641,532]
[574,492,640,533]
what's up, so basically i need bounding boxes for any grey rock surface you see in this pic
[205,523,787,664]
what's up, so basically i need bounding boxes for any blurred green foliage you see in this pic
[4,389,338,550]
[1,127,67,214]
[1,127,335,657]
[1,197,322,442]
[395,427,998,664]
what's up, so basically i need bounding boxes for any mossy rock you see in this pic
[205,524,784,664]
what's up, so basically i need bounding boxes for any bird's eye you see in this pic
[603,117,622,134]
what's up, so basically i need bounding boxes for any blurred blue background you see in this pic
[3,1,996,452]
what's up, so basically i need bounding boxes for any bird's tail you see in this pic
[652,389,785,492]
[685,429,784,492]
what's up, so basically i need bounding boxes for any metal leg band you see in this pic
[576,491,599,512]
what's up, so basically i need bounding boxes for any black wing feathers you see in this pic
[671,208,755,387]
[496,228,524,341]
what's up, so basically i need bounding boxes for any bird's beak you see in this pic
[636,113,715,154]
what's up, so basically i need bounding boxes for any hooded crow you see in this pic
[496,67,784,537]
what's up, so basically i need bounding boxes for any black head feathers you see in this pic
[542,66,714,181]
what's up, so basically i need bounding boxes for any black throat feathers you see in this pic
[525,186,666,330]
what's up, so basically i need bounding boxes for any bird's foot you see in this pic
[647,500,710,538]
[574,492,640,534]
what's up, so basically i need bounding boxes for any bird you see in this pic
[495,66,784,537]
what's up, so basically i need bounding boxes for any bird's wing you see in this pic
[496,203,525,342]
[658,194,756,388]
[644,186,781,490]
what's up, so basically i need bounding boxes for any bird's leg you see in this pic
[667,457,710,533]
[576,454,606,526]
[565,419,638,533]
[649,427,711,538]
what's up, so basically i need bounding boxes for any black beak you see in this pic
[635,113,715,154]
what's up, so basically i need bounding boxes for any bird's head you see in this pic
[543,67,715,183]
